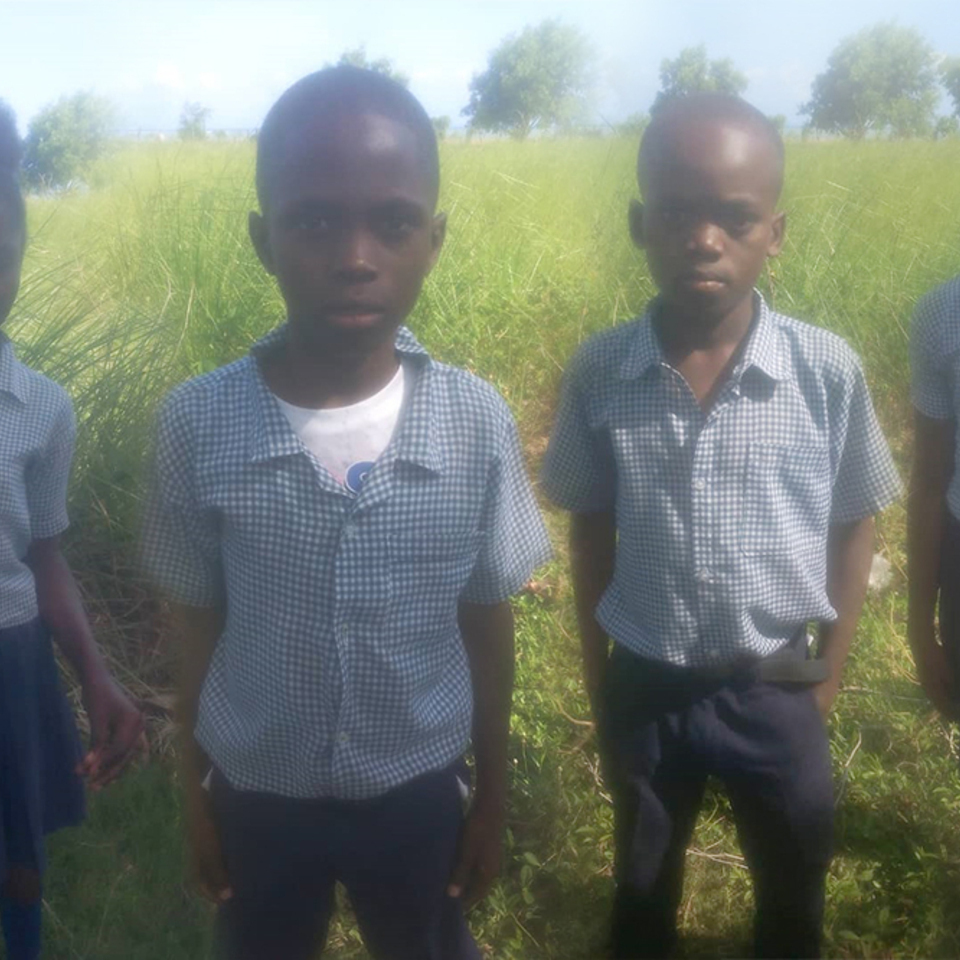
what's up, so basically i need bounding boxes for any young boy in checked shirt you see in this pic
[144,67,549,960]
[541,93,900,959]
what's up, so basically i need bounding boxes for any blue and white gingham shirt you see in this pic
[910,275,960,521]
[0,335,75,629]
[144,326,551,799]
[541,294,901,667]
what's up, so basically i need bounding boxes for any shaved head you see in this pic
[256,66,439,214]
[639,93,785,202]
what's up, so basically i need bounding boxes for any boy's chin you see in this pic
[662,287,753,324]
[289,315,402,351]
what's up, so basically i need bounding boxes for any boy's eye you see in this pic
[376,212,418,239]
[658,207,689,226]
[721,213,756,236]
[293,212,332,233]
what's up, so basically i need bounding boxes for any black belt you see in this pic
[613,633,829,687]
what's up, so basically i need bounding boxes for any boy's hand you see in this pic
[913,633,960,720]
[186,790,234,904]
[447,798,505,908]
[811,674,841,719]
[79,672,146,790]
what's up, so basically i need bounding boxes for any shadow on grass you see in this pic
[830,790,960,959]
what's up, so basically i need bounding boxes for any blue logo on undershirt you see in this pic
[345,461,375,495]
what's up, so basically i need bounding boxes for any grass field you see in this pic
[8,135,960,959]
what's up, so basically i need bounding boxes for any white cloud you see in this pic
[198,72,223,91]
[154,62,185,91]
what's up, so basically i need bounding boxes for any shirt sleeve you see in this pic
[142,392,224,607]
[459,406,552,605]
[539,349,616,513]
[26,391,75,540]
[910,291,956,420]
[830,359,903,524]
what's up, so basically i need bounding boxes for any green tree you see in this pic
[934,115,960,139]
[651,45,747,114]
[615,111,649,137]
[801,23,938,139]
[328,46,409,87]
[941,56,960,118]
[462,19,594,139]
[178,102,211,141]
[23,91,114,188]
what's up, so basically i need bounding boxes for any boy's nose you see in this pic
[333,230,378,281]
[685,221,723,258]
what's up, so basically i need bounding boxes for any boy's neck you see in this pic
[261,329,401,410]
[654,293,756,363]
[654,294,757,411]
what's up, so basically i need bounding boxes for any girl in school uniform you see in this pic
[0,105,143,960]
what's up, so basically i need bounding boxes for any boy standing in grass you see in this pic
[144,67,549,960]
[908,276,960,719]
[541,94,900,959]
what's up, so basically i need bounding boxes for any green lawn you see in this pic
[7,135,960,958]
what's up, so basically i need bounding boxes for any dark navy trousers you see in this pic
[598,643,835,959]
[211,762,480,960]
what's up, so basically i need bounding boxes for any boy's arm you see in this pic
[172,601,233,903]
[26,536,144,788]
[907,411,957,718]
[570,510,616,712]
[447,599,514,906]
[813,516,875,717]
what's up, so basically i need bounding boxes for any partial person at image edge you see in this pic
[0,104,144,960]
[908,276,960,724]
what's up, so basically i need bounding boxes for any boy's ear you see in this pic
[248,210,275,275]
[767,210,786,258]
[426,212,447,272]
[628,199,645,249]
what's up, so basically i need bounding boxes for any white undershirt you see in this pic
[273,365,405,493]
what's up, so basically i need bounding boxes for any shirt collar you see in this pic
[0,334,29,404]
[246,324,442,472]
[618,290,789,383]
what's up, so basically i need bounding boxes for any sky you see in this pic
[1,0,958,135]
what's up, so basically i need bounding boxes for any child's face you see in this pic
[250,110,444,349]
[630,119,784,323]
[0,202,24,327]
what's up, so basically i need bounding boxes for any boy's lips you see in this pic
[676,271,727,293]
[323,302,387,326]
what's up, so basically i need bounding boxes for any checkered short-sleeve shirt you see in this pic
[143,326,551,799]
[0,336,75,629]
[541,294,901,667]
[910,275,960,520]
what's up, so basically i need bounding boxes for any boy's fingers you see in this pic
[197,879,234,904]
[446,841,475,899]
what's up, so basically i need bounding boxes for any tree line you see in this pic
[11,20,960,190]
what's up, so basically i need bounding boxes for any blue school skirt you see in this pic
[0,618,85,879]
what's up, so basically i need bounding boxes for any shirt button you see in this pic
[338,733,349,744]
[696,569,712,583]
[693,479,706,491]
[342,525,356,541]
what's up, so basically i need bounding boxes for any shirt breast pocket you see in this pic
[739,443,831,558]
[388,531,484,612]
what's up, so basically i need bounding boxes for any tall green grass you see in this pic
[10,137,960,958]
